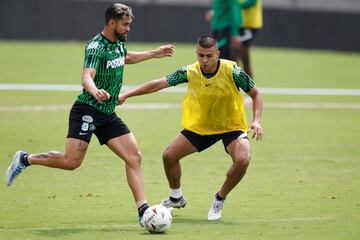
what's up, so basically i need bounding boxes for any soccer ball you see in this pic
[142,205,172,233]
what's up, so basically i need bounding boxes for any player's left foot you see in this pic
[160,196,187,209]
[6,151,28,186]
[207,195,224,221]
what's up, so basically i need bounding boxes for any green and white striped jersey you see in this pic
[77,34,127,114]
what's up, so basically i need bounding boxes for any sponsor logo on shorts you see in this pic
[82,115,93,123]
[81,122,89,131]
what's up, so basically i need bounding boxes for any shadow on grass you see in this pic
[32,227,172,238]
[26,218,236,238]
[174,217,237,226]
[31,224,139,238]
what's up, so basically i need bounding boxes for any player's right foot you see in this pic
[138,203,149,227]
[6,151,28,186]
[207,195,224,221]
[139,216,145,227]
[160,196,187,209]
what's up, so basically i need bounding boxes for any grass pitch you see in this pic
[0,41,359,239]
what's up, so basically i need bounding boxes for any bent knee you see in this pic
[162,147,175,162]
[234,154,251,168]
[125,152,142,167]
[63,155,83,170]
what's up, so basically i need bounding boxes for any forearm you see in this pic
[125,50,159,64]
[123,78,169,99]
[251,92,263,122]
[82,73,98,95]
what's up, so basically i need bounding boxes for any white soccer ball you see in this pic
[142,205,172,233]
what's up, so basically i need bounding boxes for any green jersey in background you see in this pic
[211,0,242,37]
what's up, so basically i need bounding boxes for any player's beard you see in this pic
[114,30,127,42]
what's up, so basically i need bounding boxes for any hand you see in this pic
[117,93,127,106]
[231,36,242,49]
[250,121,264,141]
[204,10,213,23]
[92,89,110,103]
[154,44,175,58]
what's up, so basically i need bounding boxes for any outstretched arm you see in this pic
[246,86,264,141]
[125,44,175,64]
[118,77,170,105]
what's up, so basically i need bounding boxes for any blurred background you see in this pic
[1,0,360,51]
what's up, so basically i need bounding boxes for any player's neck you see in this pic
[101,28,117,43]
[200,60,220,75]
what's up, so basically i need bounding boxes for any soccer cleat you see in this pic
[207,195,224,221]
[6,151,28,186]
[139,216,145,227]
[138,203,149,227]
[160,196,187,209]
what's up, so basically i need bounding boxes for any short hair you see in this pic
[197,35,218,49]
[105,3,134,24]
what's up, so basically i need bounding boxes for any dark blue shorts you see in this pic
[67,102,130,145]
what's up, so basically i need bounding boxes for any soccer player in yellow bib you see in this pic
[238,0,263,77]
[119,36,263,221]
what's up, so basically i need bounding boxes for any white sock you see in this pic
[170,188,182,199]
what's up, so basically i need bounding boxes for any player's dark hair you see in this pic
[197,35,218,49]
[105,3,134,24]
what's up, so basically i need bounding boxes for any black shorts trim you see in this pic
[67,102,130,145]
[181,129,248,153]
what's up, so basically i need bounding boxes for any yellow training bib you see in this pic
[241,0,263,29]
[182,60,248,135]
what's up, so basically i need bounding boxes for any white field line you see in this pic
[0,102,360,112]
[0,216,359,233]
[1,84,360,96]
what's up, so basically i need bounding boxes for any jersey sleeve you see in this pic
[240,0,257,9]
[233,65,255,92]
[83,42,104,69]
[166,67,188,86]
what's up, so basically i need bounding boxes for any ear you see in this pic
[216,50,220,57]
[108,19,116,29]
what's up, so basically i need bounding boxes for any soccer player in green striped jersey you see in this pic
[6,3,175,226]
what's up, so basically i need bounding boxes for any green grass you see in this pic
[0,41,359,239]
